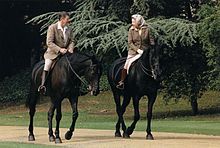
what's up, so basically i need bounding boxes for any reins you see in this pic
[65,55,88,86]
[140,62,154,78]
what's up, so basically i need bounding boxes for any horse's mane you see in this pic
[67,52,91,63]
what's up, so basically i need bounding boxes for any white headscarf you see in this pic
[131,14,145,27]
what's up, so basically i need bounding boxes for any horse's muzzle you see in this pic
[91,90,99,96]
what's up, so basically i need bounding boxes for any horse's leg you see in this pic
[27,89,38,141]
[113,91,122,137]
[65,96,78,140]
[48,102,56,142]
[28,104,36,141]
[121,94,131,138]
[54,102,62,143]
[146,93,156,140]
[124,95,140,138]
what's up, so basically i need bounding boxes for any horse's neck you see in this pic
[138,51,151,69]
[69,53,92,76]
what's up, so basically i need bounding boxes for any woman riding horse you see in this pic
[116,14,155,89]
[108,14,161,140]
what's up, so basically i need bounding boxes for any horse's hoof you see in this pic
[28,134,35,141]
[123,132,130,139]
[49,135,55,142]
[126,127,133,136]
[55,137,62,144]
[146,134,154,140]
[65,131,73,140]
[115,132,122,137]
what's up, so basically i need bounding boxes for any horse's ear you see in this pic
[98,56,103,63]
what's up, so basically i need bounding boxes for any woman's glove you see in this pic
[137,49,143,54]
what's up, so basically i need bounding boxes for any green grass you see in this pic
[0,142,59,148]
[0,91,219,136]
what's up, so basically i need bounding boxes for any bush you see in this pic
[0,69,31,104]
[99,75,110,91]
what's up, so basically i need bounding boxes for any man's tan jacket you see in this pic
[44,22,75,59]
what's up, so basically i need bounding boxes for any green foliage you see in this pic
[161,45,209,103]
[27,0,198,57]
[99,75,110,91]
[147,18,198,47]
[0,69,31,104]
[197,4,220,90]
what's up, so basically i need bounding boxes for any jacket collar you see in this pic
[57,21,68,31]
[130,24,148,31]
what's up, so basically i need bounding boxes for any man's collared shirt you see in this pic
[57,21,68,41]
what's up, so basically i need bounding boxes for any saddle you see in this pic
[33,55,62,85]
[111,57,138,82]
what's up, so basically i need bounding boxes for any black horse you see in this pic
[26,52,102,143]
[108,45,161,139]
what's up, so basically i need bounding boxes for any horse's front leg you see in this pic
[54,102,62,143]
[65,96,78,140]
[124,95,140,138]
[146,93,156,140]
[48,103,56,142]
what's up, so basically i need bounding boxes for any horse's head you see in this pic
[141,45,161,81]
[84,55,102,96]
[150,45,162,82]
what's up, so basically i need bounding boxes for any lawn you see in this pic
[0,91,219,136]
[0,142,58,148]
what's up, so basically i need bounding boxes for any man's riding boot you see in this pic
[116,69,127,90]
[38,70,48,94]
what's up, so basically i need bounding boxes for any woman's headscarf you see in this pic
[131,14,145,27]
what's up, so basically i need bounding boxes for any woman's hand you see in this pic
[137,49,143,54]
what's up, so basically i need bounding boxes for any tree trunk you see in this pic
[185,0,192,20]
[190,97,198,115]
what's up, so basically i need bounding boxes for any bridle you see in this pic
[65,55,89,86]
[140,61,156,79]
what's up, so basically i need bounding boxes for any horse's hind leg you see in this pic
[65,96,78,140]
[146,94,156,140]
[124,96,141,138]
[113,91,122,137]
[48,102,56,142]
[27,88,39,141]
[121,94,131,138]
[54,102,62,143]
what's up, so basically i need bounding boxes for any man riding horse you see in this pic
[27,12,102,143]
[38,11,75,94]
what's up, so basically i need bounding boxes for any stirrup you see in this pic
[116,81,124,90]
[38,85,46,94]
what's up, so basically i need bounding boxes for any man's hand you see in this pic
[60,48,67,54]
[137,49,143,54]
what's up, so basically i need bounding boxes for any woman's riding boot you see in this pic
[38,70,48,94]
[116,69,127,90]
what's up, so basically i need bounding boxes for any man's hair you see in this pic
[58,11,70,20]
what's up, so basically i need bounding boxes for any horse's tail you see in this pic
[25,62,43,108]
[25,80,40,109]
